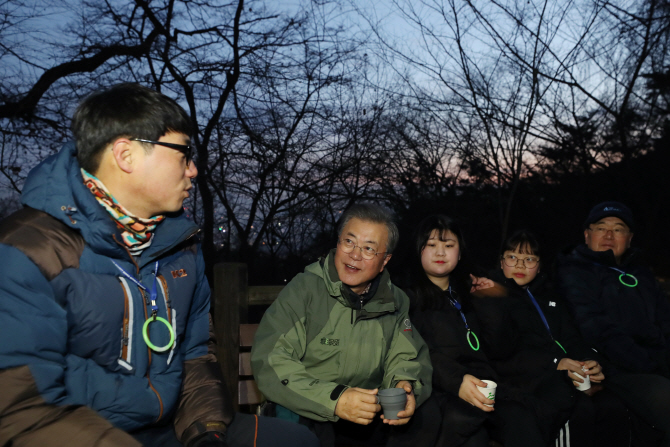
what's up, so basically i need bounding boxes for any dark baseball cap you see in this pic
[583,201,634,232]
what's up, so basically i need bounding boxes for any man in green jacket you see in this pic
[251,203,438,446]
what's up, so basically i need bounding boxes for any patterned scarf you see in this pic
[81,169,165,256]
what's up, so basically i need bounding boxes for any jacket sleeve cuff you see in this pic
[182,421,229,447]
[330,384,349,401]
[330,384,349,417]
[391,379,414,390]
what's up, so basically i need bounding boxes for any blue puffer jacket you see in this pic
[0,143,230,445]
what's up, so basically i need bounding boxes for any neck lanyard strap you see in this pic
[447,287,470,330]
[448,287,480,351]
[593,262,639,287]
[607,265,624,275]
[526,289,567,354]
[113,260,160,315]
[526,289,553,338]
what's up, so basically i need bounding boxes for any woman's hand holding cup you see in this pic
[459,374,495,412]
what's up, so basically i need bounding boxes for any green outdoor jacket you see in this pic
[250,250,433,422]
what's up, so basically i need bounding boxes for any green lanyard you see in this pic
[447,287,480,351]
[609,266,638,287]
[593,262,638,287]
[113,260,175,352]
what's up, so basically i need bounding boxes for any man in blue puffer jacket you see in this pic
[0,84,317,447]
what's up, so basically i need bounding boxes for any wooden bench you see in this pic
[238,323,263,412]
[212,263,283,412]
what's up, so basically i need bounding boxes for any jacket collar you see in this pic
[307,249,397,313]
[21,141,199,266]
[573,244,640,268]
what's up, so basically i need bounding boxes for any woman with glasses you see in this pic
[405,215,545,447]
[476,230,630,447]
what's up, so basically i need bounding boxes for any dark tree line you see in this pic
[1,0,669,283]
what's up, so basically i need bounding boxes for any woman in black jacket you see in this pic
[478,230,630,447]
[406,215,545,447]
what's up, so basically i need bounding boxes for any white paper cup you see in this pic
[476,380,497,407]
[573,368,591,391]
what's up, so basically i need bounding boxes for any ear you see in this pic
[380,253,392,272]
[500,258,504,270]
[583,229,590,245]
[110,138,135,174]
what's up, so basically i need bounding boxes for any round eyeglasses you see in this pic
[338,238,386,260]
[502,254,539,269]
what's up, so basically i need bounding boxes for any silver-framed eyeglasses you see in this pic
[502,254,539,269]
[338,238,386,260]
[587,225,630,237]
[131,138,194,165]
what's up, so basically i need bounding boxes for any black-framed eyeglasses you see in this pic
[502,254,539,269]
[338,238,387,260]
[131,138,194,165]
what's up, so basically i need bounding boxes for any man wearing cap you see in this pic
[556,201,670,445]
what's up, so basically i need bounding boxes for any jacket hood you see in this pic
[21,142,198,263]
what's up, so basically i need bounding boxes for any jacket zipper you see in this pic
[350,316,362,379]
[157,276,172,322]
[352,297,364,325]
[121,282,130,360]
[117,277,134,370]
[157,275,178,364]
[140,287,164,421]
[346,297,366,378]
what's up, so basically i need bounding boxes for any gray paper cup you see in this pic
[378,388,407,420]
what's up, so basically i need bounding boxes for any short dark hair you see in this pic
[409,214,471,311]
[71,83,192,173]
[501,230,542,259]
[337,203,399,254]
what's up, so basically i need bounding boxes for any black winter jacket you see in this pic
[556,245,670,377]
[409,278,578,443]
[476,271,599,389]
[407,286,496,397]
[470,271,595,440]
